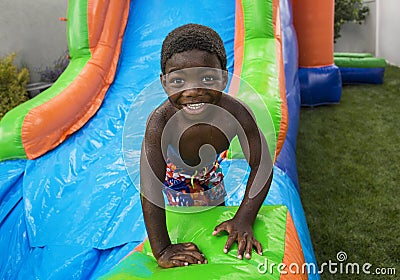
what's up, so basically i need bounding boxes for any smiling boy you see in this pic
[140,23,273,268]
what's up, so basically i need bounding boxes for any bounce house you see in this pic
[0,0,341,278]
[293,0,342,106]
[334,52,387,84]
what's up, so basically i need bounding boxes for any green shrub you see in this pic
[0,53,30,120]
[335,0,370,42]
[38,50,69,83]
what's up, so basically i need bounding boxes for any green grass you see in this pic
[297,65,400,279]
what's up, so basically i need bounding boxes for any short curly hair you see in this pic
[161,23,227,74]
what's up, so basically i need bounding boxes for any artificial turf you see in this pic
[297,65,400,279]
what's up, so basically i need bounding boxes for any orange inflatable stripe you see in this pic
[280,211,308,279]
[88,0,109,53]
[133,240,146,253]
[22,1,130,159]
[113,238,147,265]
[229,0,245,97]
[272,0,288,160]
[293,0,334,67]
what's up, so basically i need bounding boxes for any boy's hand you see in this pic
[157,242,207,268]
[212,219,262,260]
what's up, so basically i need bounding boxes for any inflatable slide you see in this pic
[0,0,319,279]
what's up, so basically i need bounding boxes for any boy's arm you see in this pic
[140,120,171,258]
[213,102,273,259]
[140,113,206,267]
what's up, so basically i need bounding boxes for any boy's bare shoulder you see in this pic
[146,100,176,129]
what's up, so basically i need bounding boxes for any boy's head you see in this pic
[161,23,227,74]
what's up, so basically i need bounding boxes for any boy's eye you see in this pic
[202,76,214,82]
[202,76,219,83]
[168,78,185,86]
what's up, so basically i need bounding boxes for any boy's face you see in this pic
[161,49,228,117]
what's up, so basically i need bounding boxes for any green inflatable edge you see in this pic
[100,205,288,279]
[229,0,281,160]
[334,53,387,68]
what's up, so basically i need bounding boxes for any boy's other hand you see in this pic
[212,219,263,260]
[157,242,207,268]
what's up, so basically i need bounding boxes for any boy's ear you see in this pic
[222,69,229,89]
[160,73,167,90]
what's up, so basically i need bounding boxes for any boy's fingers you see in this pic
[224,232,237,253]
[237,233,248,259]
[172,259,189,267]
[254,239,263,255]
[245,237,253,259]
[177,246,206,262]
[171,254,201,265]
[212,222,227,235]
[186,250,206,263]
[183,242,200,251]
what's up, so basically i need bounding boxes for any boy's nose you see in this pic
[181,88,203,98]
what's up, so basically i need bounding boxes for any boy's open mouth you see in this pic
[182,102,206,114]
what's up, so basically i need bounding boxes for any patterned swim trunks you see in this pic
[163,150,227,206]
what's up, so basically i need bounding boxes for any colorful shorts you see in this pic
[163,151,227,206]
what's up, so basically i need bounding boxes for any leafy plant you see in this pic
[38,51,69,83]
[0,53,30,120]
[334,0,370,42]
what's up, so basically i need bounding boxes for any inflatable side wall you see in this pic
[293,0,342,106]
[0,0,129,161]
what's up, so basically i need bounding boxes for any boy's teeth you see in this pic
[186,103,204,110]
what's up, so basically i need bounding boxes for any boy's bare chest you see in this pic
[171,123,233,166]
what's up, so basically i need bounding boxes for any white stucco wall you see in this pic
[377,0,400,66]
[334,0,377,55]
[0,1,68,82]
[335,0,400,66]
